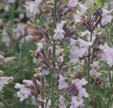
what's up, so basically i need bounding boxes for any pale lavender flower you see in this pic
[71,78,88,100]
[36,42,44,52]
[78,88,89,98]
[70,96,82,108]
[78,38,92,48]
[0,76,13,91]
[8,0,15,3]
[100,43,113,67]
[90,62,101,77]
[12,23,27,38]
[15,83,31,101]
[68,0,78,7]
[2,28,10,47]
[90,69,101,77]
[69,45,86,63]
[71,78,88,90]
[69,38,92,63]
[58,74,68,90]
[4,56,16,64]
[59,95,66,108]
[101,8,113,25]
[25,0,42,15]
[15,80,33,101]
[54,23,64,40]
[59,96,66,108]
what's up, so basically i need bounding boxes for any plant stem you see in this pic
[87,32,93,89]
[33,13,38,24]
[107,71,113,108]
[107,90,112,108]
[51,0,57,108]
[51,72,55,108]
[85,32,93,108]
[29,14,38,73]
[10,0,19,25]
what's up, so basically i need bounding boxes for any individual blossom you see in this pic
[100,43,113,67]
[70,38,92,50]
[78,88,89,99]
[69,38,92,63]
[54,23,65,40]
[58,95,66,108]
[69,45,85,63]
[8,0,15,3]
[71,78,88,99]
[4,56,16,64]
[74,12,82,25]
[90,62,101,77]
[36,42,44,52]
[25,0,42,15]
[73,6,87,27]
[15,80,33,101]
[78,38,92,48]
[58,74,68,90]
[2,28,10,47]
[12,23,27,39]
[90,69,101,78]
[101,8,113,25]
[71,78,88,90]
[64,78,89,108]
[78,3,87,14]
[0,76,13,91]
[68,0,78,7]
[70,96,82,108]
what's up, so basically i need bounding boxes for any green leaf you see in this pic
[21,41,36,60]
[90,90,104,98]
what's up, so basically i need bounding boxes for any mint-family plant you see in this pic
[0,0,113,108]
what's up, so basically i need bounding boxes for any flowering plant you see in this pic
[0,0,113,108]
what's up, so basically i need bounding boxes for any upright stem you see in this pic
[107,71,113,108]
[85,32,93,108]
[51,0,57,108]
[87,32,93,89]
[10,0,19,25]
[29,14,38,72]
[33,13,38,24]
